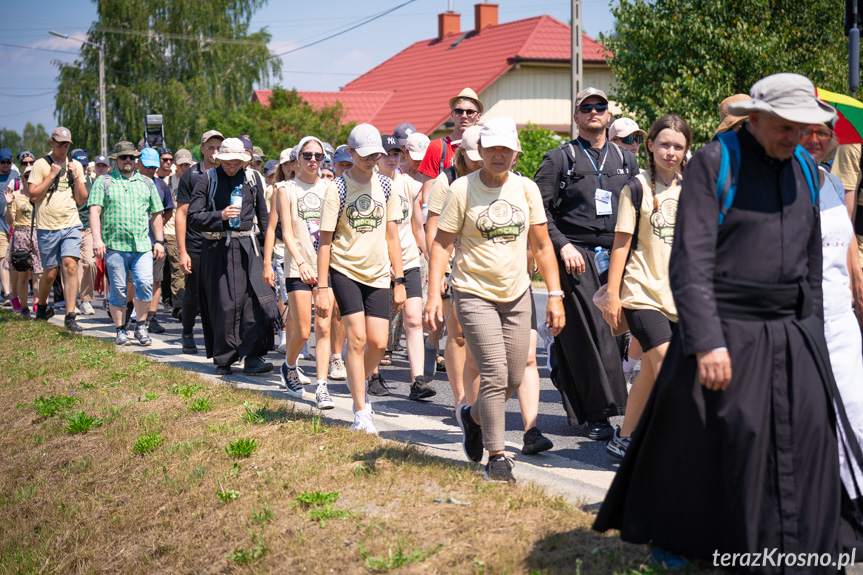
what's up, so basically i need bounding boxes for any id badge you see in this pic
[595,188,613,216]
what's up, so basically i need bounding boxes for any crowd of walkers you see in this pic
[4,73,863,571]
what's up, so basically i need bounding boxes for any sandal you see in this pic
[380,351,393,366]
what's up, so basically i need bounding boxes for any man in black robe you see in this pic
[534,87,639,439]
[188,138,277,376]
[594,74,844,573]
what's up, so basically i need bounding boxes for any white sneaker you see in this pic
[350,409,377,435]
[296,366,312,384]
[328,357,347,380]
[277,332,286,353]
[298,342,309,360]
[316,382,335,410]
[80,301,95,315]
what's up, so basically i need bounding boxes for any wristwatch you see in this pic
[393,277,406,285]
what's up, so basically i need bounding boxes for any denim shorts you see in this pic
[105,249,154,307]
[36,226,82,270]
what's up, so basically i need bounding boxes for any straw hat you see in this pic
[449,88,484,114]
[716,94,752,134]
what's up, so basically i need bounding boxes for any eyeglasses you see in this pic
[615,134,644,145]
[578,103,608,114]
[800,127,833,140]
[301,152,325,161]
[452,108,478,117]
[0,160,11,165]
[358,153,383,161]
[118,154,136,161]
[161,157,174,163]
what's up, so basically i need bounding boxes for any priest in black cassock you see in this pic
[188,138,278,376]
[594,74,845,573]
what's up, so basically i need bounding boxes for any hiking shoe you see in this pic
[244,356,274,375]
[148,317,166,334]
[10,297,21,312]
[134,324,152,346]
[350,409,377,435]
[456,404,484,463]
[316,382,335,410]
[280,363,305,398]
[367,373,389,396]
[522,427,554,455]
[423,340,438,378]
[80,301,95,315]
[216,365,232,376]
[483,454,516,483]
[182,334,198,354]
[34,304,55,321]
[408,376,436,401]
[606,426,631,460]
[65,313,83,333]
[587,419,614,441]
[115,328,131,346]
[171,307,182,320]
[328,357,347,380]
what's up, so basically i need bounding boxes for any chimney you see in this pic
[474,3,498,33]
[438,11,460,40]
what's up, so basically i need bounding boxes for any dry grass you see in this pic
[0,311,725,574]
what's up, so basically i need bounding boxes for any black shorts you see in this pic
[530,289,537,331]
[331,269,389,319]
[395,267,422,300]
[285,277,312,293]
[623,307,677,352]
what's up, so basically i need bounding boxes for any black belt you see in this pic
[713,277,809,321]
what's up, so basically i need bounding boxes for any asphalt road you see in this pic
[45,289,622,507]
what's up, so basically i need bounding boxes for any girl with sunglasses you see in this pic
[264,137,335,410]
[602,114,693,460]
[608,118,647,157]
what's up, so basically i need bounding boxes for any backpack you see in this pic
[42,155,78,204]
[205,166,262,226]
[715,130,818,226]
[442,165,458,186]
[100,173,158,200]
[550,140,637,216]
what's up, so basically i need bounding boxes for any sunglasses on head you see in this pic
[578,103,608,114]
[118,154,136,161]
[452,108,478,117]
[301,152,324,162]
[616,134,644,145]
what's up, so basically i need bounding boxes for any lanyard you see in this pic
[577,140,609,186]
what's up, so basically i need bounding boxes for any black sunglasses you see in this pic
[301,152,324,161]
[0,160,11,165]
[118,154,136,161]
[161,157,174,163]
[452,108,478,117]
[578,103,608,114]
[616,134,644,145]
[21,160,34,166]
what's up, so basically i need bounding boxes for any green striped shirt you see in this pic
[89,170,164,252]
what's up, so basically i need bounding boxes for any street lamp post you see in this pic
[49,30,107,156]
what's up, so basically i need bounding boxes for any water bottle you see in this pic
[229,185,242,229]
[594,246,609,275]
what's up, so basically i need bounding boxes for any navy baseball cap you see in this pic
[71,149,89,166]
[0,148,12,161]
[320,158,335,173]
[263,159,279,176]
[333,145,352,164]
[239,136,253,152]
[381,134,401,153]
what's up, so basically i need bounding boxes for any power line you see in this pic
[0,103,54,119]
[0,90,57,98]
[0,41,78,55]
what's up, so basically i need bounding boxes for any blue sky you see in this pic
[0,0,616,136]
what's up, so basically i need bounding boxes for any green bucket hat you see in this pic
[109,141,141,159]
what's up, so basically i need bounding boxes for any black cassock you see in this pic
[594,126,843,573]
[188,166,277,367]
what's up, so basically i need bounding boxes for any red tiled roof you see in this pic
[255,15,610,136]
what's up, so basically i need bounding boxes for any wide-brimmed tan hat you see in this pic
[214,138,250,162]
[449,88,484,114]
[727,74,836,126]
[716,94,751,134]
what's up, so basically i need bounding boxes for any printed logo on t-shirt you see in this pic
[298,191,323,244]
[346,193,384,233]
[476,200,526,244]
[396,192,410,224]
[649,198,678,244]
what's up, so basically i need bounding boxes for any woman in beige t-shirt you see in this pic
[425,116,565,483]
[3,166,43,317]
[316,124,406,436]
[603,115,693,459]
[264,136,335,410]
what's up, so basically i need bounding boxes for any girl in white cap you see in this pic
[264,136,335,410]
[316,124,406,435]
[426,116,565,482]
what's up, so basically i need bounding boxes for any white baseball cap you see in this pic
[479,116,520,152]
[460,125,482,162]
[348,123,386,158]
[404,132,430,161]
[608,118,646,140]
[279,147,294,164]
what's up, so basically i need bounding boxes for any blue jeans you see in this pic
[105,249,154,307]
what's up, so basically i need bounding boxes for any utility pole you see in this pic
[571,0,582,139]
[50,31,107,156]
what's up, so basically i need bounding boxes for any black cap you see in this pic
[381,134,400,153]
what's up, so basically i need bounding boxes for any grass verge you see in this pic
[0,311,725,574]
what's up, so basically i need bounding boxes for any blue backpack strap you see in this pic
[792,145,819,206]
[715,131,741,226]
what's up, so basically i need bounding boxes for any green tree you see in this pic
[205,88,356,159]
[516,123,563,179]
[0,128,21,153]
[601,0,847,146]
[20,123,51,157]
[54,0,280,155]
